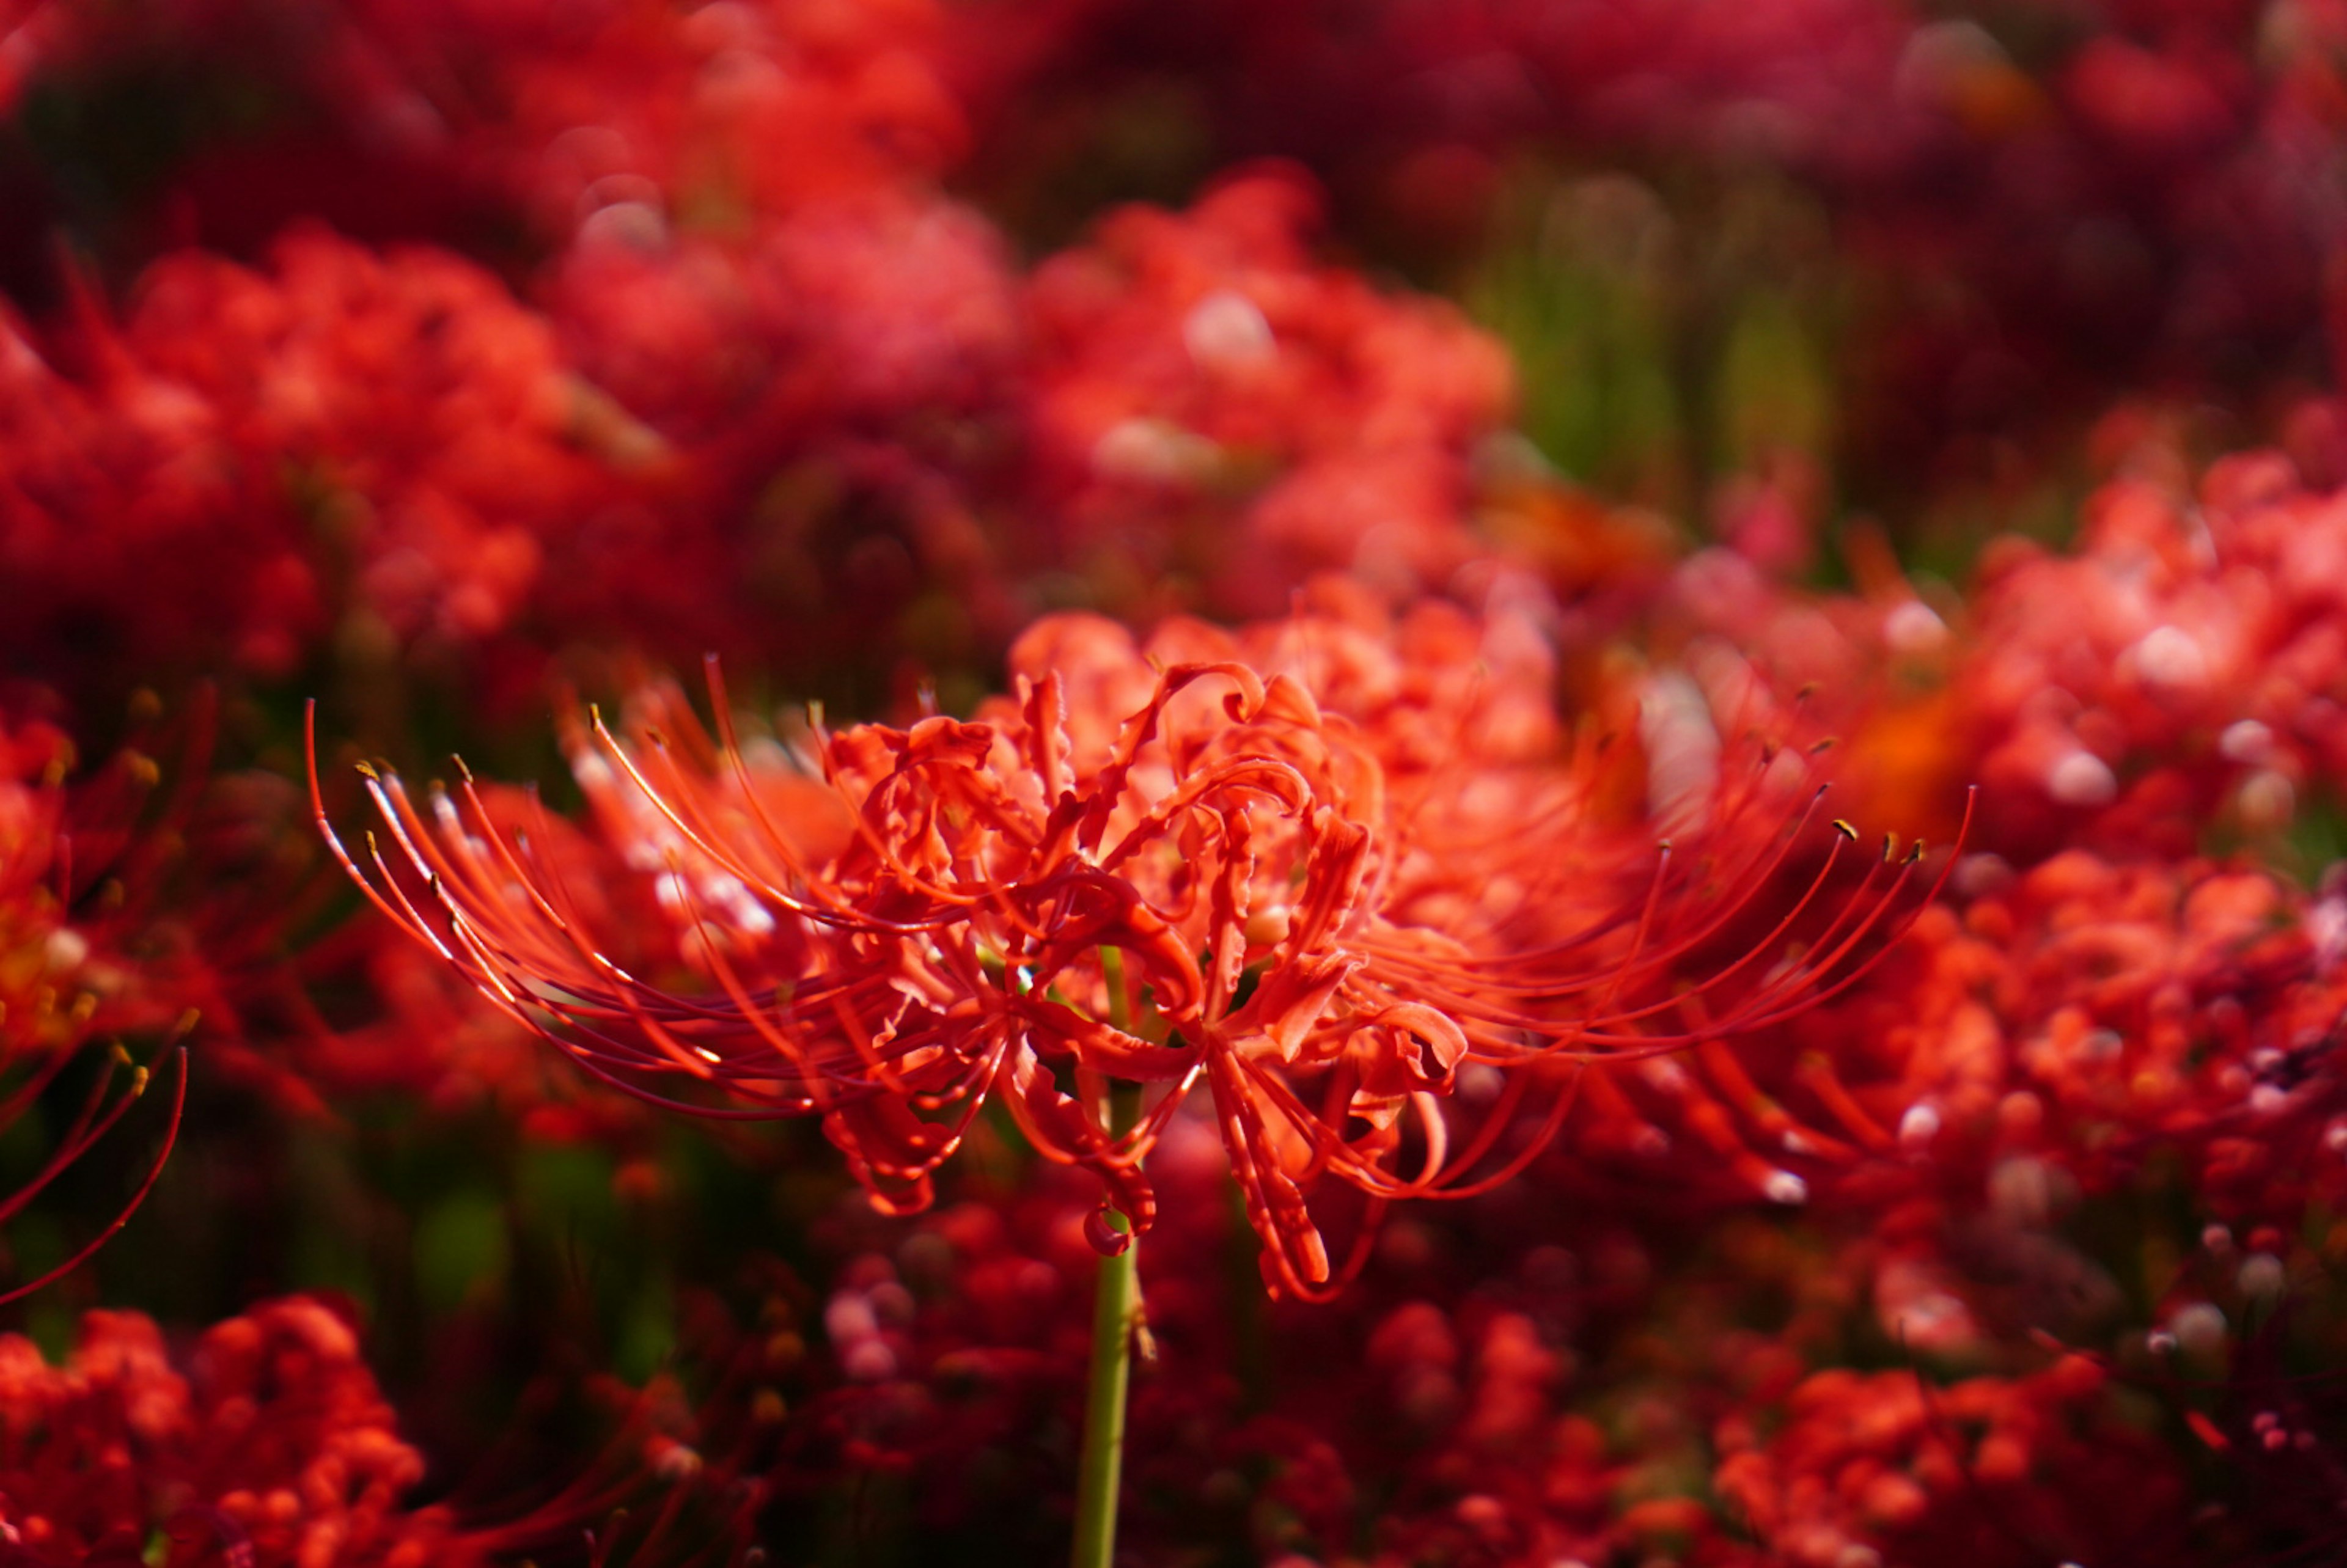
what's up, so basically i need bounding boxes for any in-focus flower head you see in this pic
[317,598,1958,1299]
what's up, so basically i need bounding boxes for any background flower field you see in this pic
[1,1,2345,1563]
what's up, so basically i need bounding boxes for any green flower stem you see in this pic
[1072,1212,1138,1568]
[1074,944,1139,1568]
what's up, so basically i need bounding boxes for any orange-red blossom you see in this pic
[314,607,1950,1299]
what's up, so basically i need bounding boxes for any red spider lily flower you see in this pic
[0,0,986,274]
[410,0,976,238]
[293,777,673,1138]
[314,598,1952,1300]
[1522,827,2347,1258]
[1757,848,2346,1227]
[1656,533,1969,846]
[0,1296,475,1567]
[1650,434,2347,870]
[1713,1357,2189,1568]
[1025,169,1515,620]
[1703,439,2347,867]
[1941,443,2347,860]
[0,703,192,1304]
[1005,0,2342,495]
[0,1288,748,1567]
[0,229,671,698]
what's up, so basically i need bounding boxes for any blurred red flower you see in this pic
[1026,170,1515,620]
[1715,1356,2187,1568]
[0,1297,468,1567]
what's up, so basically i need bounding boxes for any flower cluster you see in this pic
[324,588,1941,1299]
[1024,170,1515,617]
[0,0,1553,706]
[0,702,199,1303]
[0,231,672,700]
[1714,1356,2189,1568]
[991,0,2347,497]
[0,0,2343,1564]
[0,1296,468,1566]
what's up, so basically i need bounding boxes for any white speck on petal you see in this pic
[1092,417,1219,485]
[1882,599,1947,654]
[825,1291,878,1343]
[2239,1253,2286,1299]
[44,928,89,973]
[2131,624,2208,690]
[576,199,668,253]
[2170,1301,2227,1355]
[1761,1170,1809,1205]
[2047,750,2118,806]
[2219,719,2274,762]
[2238,768,2295,832]
[1183,288,1276,371]
[843,1339,897,1380]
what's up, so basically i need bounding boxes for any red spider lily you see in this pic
[314,602,1958,1300]
[0,703,193,1305]
[1942,442,2347,860]
[0,1297,472,1567]
[1024,170,1514,619]
[0,229,673,700]
[290,775,676,1138]
[1746,843,2347,1242]
[0,1286,757,1567]
[1668,435,2347,868]
[1713,1357,2190,1568]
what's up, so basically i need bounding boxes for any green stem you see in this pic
[1071,1213,1137,1568]
[1074,944,1137,1568]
